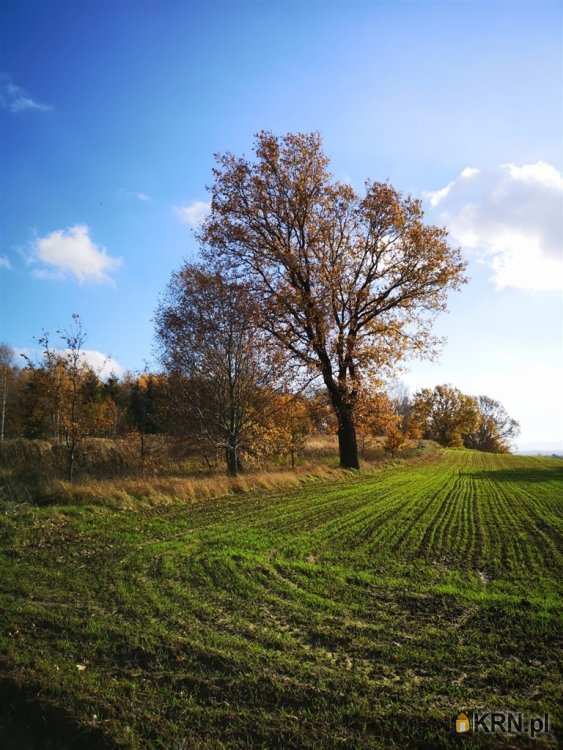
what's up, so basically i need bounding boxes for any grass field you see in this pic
[0,449,561,748]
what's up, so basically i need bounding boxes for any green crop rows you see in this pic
[1,450,561,748]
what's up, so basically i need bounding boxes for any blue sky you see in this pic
[1,0,562,449]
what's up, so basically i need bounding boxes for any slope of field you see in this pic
[0,450,561,748]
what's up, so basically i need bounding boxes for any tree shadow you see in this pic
[0,675,118,750]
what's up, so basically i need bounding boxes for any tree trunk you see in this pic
[336,408,360,469]
[0,368,6,442]
[68,444,76,482]
[319,362,360,470]
[226,434,238,476]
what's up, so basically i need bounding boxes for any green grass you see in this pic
[0,450,561,748]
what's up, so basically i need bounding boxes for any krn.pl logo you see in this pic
[455,712,471,733]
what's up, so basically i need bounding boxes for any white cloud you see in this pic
[502,161,563,191]
[0,74,52,113]
[15,347,124,380]
[174,200,210,228]
[0,255,11,269]
[425,165,480,207]
[78,350,124,379]
[135,192,151,202]
[425,162,563,292]
[426,182,454,208]
[33,225,121,284]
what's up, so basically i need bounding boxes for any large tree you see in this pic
[464,395,520,453]
[201,131,467,468]
[412,384,480,447]
[155,264,281,475]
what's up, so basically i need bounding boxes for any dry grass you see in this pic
[40,463,350,509]
[0,434,440,510]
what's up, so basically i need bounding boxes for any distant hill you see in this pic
[516,441,563,457]
[516,450,563,458]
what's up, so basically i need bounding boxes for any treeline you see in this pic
[0,329,390,473]
[400,385,520,453]
[1,327,518,481]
